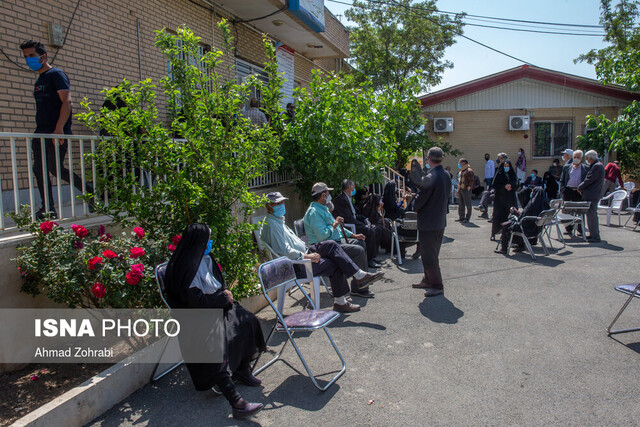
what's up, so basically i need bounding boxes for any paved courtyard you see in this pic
[91,209,640,426]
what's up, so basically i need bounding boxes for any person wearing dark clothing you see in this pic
[549,159,563,180]
[456,158,474,223]
[471,175,484,199]
[559,150,589,234]
[521,170,543,188]
[164,224,265,419]
[21,40,92,219]
[333,179,382,268]
[355,188,395,253]
[382,181,406,221]
[491,159,518,240]
[409,147,452,297]
[495,187,548,254]
[476,189,495,219]
[542,171,559,201]
[578,151,605,242]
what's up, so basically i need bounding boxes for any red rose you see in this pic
[126,268,143,285]
[167,244,176,252]
[171,235,181,245]
[98,225,105,236]
[91,282,106,299]
[40,221,57,235]
[88,256,103,270]
[71,224,88,238]
[131,263,144,272]
[74,240,84,249]
[134,226,145,239]
[99,233,113,242]
[129,247,145,258]
[102,250,117,259]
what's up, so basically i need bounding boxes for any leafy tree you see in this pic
[282,72,393,198]
[345,0,464,93]
[77,23,284,299]
[576,0,640,178]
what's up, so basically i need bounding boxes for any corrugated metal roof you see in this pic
[423,79,630,112]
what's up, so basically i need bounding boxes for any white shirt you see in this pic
[484,159,495,180]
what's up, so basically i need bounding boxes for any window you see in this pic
[533,121,572,158]
[235,59,269,110]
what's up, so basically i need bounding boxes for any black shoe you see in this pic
[462,219,470,223]
[368,260,382,268]
[586,236,601,242]
[494,249,507,255]
[411,252,421,260]
[424,288,444,297]
[232,370,262,387]
[350,289,375,298]
[232,401,263,419]
[479,213,489,219]
[455,218,464,222]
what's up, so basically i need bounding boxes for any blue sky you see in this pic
[325,0,610,93]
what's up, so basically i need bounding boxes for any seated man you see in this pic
[474,188,495,219]
[304,183,377,293]
[332,179,382,268]
[522,169,543,188]
[261,192,383,307]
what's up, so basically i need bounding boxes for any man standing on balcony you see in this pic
[21,40,90,219]
[243,98,267,126]
[410,147,451,297]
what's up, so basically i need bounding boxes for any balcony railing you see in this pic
[0,132,296,233]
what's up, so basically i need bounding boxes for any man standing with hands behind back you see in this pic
[410,147,452,297]
[21,40,90,219]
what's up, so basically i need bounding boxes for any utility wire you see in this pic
[0,46,30,71]
[232,6,287,24]
[50,0,82,65]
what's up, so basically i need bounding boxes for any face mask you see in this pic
[272,204,286,218]
[504,166,510,172]
[457,163,461,169]
[25,56,43,71]
[325,193,332,203]
[573,158,580,164]
[485,157,490,161]
[203,239,213,256]
[518,151,522,155]
[350,188,356,197]
[425,163,431,169]
[531,174,535,179]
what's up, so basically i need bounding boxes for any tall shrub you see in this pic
[77,23,283,299]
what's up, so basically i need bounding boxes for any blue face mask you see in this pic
[25,56,43,71]
[203,239,213,256]
[272,204,286,218]
[457,163,461,169]
[531,173,535,179]
[350,188,356,196]
[504,166,510,172]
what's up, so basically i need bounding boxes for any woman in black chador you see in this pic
[490,159,519,240]
[164,223,266,419]
[495,186,548,254]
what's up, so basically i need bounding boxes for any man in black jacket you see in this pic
[578,150,605,242]
[409,147,452,297]
[333,179,382,268]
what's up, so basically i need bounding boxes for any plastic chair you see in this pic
[152,263,185,383]
[253,257,346,391]
[607,283,640,335]
[390,211,419,265]
[598,189,628,226]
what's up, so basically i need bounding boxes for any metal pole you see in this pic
[55,139,62,219]
[68,140,75,218]
[80,139,87,215]
[10,138,20,214]
[26,138,36,221]
[41,139,49,214]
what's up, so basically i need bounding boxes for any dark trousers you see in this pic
[458,189,472,220]
[339,239,367,271]
[479,189,495,211]
[308,240,359,297]
[563,187,583,233]
[418,229,445,290]
[356,223,381,260]
[585,199,600,239]
[32,138,90,211]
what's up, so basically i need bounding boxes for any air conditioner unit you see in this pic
[509,115,530,131]
[433,117,454,133]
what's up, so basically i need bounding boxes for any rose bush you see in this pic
[11,208,170,308]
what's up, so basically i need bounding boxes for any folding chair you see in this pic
[624,201,640,230]
[251,216,324,311]
[506,211,551,260]
[607,283,640,335]
[152,263,185,383]
[598,189,627,226]
[390,211,419,265]
[253,257,346,391]
[556,201,590,242]
[545,199,566,249]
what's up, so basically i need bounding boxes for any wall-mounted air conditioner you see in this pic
[433,117,454,133]
[509,115,530,131]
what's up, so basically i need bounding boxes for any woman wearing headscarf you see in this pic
[491,159,518,240]
[164,223,265,419]
[495,187,548,254]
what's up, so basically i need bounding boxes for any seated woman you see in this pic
[495,187,548,254]
[164,223,266,419]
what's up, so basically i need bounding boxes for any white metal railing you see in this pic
[382,166,406,197]
[0,132,295,233]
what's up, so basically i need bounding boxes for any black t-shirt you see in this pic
[33,68,72,134]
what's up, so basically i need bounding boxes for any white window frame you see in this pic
[235,59,269,110]
[532,120,573,159]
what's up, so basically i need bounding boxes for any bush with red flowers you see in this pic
[10,208,175,308]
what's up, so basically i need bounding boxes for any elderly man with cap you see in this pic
[409,147,452,297]
[303,183,377,298]
[561,148,574,166]
[261,192,382,310]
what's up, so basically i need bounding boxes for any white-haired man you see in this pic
[578,150,605,242]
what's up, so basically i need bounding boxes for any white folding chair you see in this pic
[624,201,640,230]
[607,283,640,335]
[598,189,628,226]
[253,257,346,391]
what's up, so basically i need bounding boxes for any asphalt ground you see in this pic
[90,208,640,426]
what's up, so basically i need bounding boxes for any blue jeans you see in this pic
[485,178,493,190]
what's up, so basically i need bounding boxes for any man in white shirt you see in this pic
[484,153,495,190]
